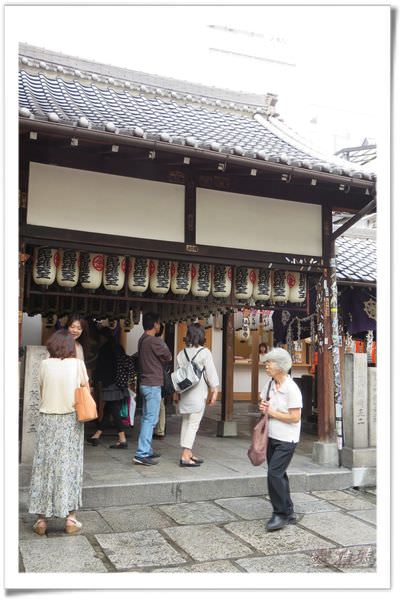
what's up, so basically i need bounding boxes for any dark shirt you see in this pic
[138,333,172,386]
[94,341,123,388]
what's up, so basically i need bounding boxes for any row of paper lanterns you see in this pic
[32,248,307,303]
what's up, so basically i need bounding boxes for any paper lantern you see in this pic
[287,271,307,303]
[204,314,214,329]
[56,249,80,289]
[212,265,232,298]
[233,310,244,331]
[103,255,126,292]
[128,257,149,293]
[249,309,260,330]
[239,315,251,342]
[271,270,289,303]
[252,268,271,302]
[234,267,255,300]
[79,252,104,290]
[171,261,192,295]
[120,311,135,332]
[191,263,211,297]
[262,310,274,331]
[149,259,171,294]
[32,247,57,287]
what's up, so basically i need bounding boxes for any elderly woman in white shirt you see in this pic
[175,323,219,467]
[259,347,303,532]
[28,329,89,536]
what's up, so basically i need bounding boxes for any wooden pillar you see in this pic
[251,330,260,405]
[18,244,30,346]
[217,312,237,436]
[317,267,336,443]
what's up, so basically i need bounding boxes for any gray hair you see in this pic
[265,347,292,373]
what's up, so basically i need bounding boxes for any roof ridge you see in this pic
[18,43,276,115]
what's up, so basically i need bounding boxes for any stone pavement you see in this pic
[19,487,377,573]
[19,404,354,509]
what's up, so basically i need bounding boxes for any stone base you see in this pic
[341,446,376,469]
[312,442,339,467]
[350,467,377,487]
[216,421,238,437]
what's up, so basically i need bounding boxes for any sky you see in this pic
[6,3,390,152]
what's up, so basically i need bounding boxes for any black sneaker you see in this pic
[132,456,158,466]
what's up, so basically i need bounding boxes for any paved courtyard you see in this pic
[19,487,376,573]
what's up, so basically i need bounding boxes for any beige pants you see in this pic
[180,408,205,449]
[154,399,165,436]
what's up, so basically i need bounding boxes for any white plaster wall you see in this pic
[27,162,185,242]
[126,315,144,354]
[21,313,42,346]
[196,187,322,256]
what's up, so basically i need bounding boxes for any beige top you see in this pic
[39,358,89,414]
[75,342,84,361]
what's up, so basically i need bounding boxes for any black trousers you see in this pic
[98,401,126,434]
[267,437,297,517]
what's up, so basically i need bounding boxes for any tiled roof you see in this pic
[335,234,376,283]
[18,48,376,182]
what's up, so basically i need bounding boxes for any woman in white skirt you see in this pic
[28,329,89,535]
[175,323,219,467]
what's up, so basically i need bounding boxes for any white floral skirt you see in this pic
[28,412,84,518]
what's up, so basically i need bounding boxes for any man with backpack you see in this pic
[133,312,172,466]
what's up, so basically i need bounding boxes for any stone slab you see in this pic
[300,512,376,546]
[312,442,339,467]
[236,553,334,573]
[21,345,49,464]
[216,421,238,437]
[155,560,241,572]
[348,510,376,525]
[341,447,376,468]
[368,367,376,447]
[344,353,369,449]
[163,524,253,562]
[224,519,335,555]
[82,482,177,508]
[19,536,108,572]
[215,496,271,520]
[95,530,186,570]
[351,467,376,487]
[98,506,174,532]
[158,501,235,525]
[310,490,375,510]
[177,476,267,503]
[306,470,353,491]
[306,545,376,570]
[293,500,341,514]
[46,511,113,536]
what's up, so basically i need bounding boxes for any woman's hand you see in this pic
[208,389,218,405]
[259,398,269,415]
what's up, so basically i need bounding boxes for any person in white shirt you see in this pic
[259,347,303,532]
[28,329,89,536]
[175,323,219,467]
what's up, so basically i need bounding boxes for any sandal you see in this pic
[33,518,47,536]
[65,517,82,534]
[109,442,128,449]
[180,458,201,467]
[86,435,100,446]
[191,456,204,464]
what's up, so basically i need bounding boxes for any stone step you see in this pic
[20,468,353,509]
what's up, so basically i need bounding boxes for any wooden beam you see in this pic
[221,312,234,422]
[184,172,196,244]
[250,330,260,406]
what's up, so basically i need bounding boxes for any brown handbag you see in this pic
[247,380,271,466]
[74,361,98,423]
[247,414,268,466]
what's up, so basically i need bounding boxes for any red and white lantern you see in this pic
[271,270,289,303]
[103,255,126,292]
[32,247,57,287]
[212,265,232,298]
[252,268,271,302]
[79,253,104,290]
[287,271,307,303]
[234,267,255,300]
[250,309,260,330]
[171,261,192,295]
[56,249,80,289]
[149,259,171,294]
[191,263,211,297]
[128,257,149,293]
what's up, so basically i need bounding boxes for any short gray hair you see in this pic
[265,347,292,373]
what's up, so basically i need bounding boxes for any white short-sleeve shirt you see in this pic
[39,357,89,414]
[260,375,303,443]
